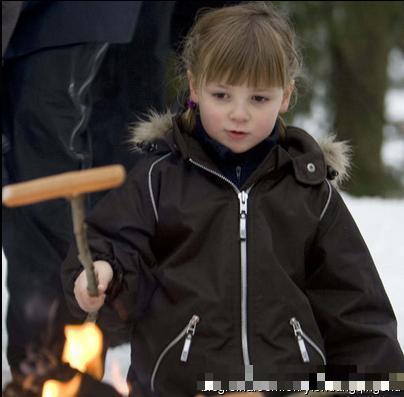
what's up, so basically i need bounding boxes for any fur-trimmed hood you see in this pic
[129,110,351,187]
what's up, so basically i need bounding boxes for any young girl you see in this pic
[62,2,404,396]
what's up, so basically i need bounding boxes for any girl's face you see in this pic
[189,75,293,153]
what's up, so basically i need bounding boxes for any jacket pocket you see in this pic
[150,314,200,393]
[290,317,326,365]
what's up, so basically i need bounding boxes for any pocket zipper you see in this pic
[180,314,199,362]
[150,314,200,392]
[290,317,326,365]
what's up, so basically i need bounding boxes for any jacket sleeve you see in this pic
[305,185,404,371]
[61,158,158,333]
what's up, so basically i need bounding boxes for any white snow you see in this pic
[2,195,404,394]
[2,250,10,388]
[387,48,404,85]
[385,89,404,124]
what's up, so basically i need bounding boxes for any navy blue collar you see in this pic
[194,116,279,166]
[193,116,279,188]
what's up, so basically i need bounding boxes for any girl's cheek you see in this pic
[200,106,223,126]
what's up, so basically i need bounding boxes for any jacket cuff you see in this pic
[92,253,124,301]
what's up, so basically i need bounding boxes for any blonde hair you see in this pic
[176,2,302,133]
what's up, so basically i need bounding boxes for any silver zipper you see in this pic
[150,314,199,392]
[189,158,253,367]
[189,158,239,193]
[239,191,248,240]
[290,317,326,365]
[290,317,310,363]
[180,315,199,362]
[238,190,250,365]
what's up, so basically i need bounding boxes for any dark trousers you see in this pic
[2,1,176,378]
[2,42,108,375]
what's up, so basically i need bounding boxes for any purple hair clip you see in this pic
[186,99,197,110]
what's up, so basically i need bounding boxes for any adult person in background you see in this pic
[1,0,175,379]
[2,1,23,58]
[89,1,175,202]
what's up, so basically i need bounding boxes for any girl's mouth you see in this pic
[227,130,248,139]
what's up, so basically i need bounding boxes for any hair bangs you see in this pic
[197,19,288,89]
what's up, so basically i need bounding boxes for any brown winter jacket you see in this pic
[62,112,404,397]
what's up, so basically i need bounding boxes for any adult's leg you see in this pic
[90,1,176,174]
[2,42,108,376]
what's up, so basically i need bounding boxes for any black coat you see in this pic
[62,112,404,397]
[4,1,141,59]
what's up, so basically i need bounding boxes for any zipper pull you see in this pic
[238,191,248,240]
[290,317,310,363]
[180,315,200,363]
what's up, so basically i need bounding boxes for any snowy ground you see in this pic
[2,195,404,394]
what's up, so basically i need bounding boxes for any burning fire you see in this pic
[42,374,81,397]
[62,322,104,379]
[42,322,103,397]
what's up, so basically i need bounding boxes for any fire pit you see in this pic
[3,323,125,397]
[3,364,123,397]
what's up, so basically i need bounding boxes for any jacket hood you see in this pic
[129,110,351,187]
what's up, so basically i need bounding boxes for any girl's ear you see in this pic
[279,80,295,113]
[187,70,199,102]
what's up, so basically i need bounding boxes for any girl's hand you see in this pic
[73,260,113,313]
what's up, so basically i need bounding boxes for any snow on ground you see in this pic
[342,194,404,345]
[2,250,10,388]
[2,195,404,394]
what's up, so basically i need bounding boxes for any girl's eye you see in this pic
[252,96,269,103]
[212,93,229,100]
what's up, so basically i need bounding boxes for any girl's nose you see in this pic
[229,102,250,123]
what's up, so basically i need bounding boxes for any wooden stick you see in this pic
[2,165,127,323]
[70,196,98,297]
[70,196,102,323]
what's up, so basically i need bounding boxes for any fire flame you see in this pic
[42,374,81,397]
[62,322,104,379]
[41,322,103,397]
